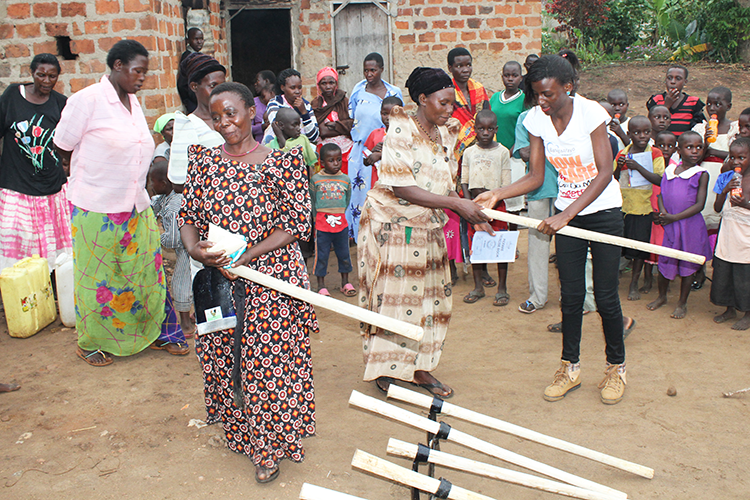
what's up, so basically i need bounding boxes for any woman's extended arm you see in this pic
[392,185,488,224]
[538,124,614,234]
[474,133,546,208]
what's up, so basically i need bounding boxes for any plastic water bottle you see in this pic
[707,114,718,143]
[731,167,743,198]
[55,253,76,327]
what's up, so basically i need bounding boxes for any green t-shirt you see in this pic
[489,90,525,151]
[268,135,317,168]
[513,109,558,201]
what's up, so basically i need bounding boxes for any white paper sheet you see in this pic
[470,231,520,263]
[627,151,654,188]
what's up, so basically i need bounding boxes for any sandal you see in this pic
[318,288,330,297]
[341,283,357,297]
[463,290,485,304]
[481,276,497,287]
[624,317,636,339]
[375,377,395,395]
[150,341,190,356]
[518,300,537,313]
[547,322,562,333]
[255,465,280,484]
[410,380,453,399]
[76,347,113,367]
[493,292,510,307]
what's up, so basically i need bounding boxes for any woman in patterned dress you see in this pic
[178,82,317,483]
[357,68,490,398]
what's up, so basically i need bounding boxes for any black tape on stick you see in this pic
[435,421,451,440]
[415,443,431,463]
[429,396,444,416]
[434,478,452,499]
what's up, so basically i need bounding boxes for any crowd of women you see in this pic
[2,37,716,483]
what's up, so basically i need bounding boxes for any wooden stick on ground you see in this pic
[349,391,627,499]
[482,208,705,265]
[224,266,423,341]
[299,483,370,500]
[723,386,750,397]
[387,439,622,500]
[387,385,654,479]
[352,449,497,500]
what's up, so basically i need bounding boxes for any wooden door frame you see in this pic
[329,1,393,84]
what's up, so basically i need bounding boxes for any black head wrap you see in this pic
[182,52,226,84]
[405,67,454,104]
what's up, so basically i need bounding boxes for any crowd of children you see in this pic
[152,52,750,347]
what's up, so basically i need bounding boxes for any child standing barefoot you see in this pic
[647,131,712,318]
[710,138,750,330]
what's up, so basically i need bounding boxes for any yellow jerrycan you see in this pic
[0,255,57,338]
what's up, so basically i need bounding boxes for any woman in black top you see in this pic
[0,53,71,273]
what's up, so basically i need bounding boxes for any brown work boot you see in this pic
[599,363,627,405]
[543,360,581,402]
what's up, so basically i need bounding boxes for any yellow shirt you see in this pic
[616,144,665,215]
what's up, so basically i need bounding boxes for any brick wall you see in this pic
[392,0,542,93]
[0,0,228,127]
[295,0,542,99]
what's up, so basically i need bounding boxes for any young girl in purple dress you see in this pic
[647,131,712,319]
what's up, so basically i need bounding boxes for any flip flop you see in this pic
[481,276,497,287]
[463,290,485,304]
[76,347,113,367]
[255,466,280,484]
[341,283,357,297]
[150,341,190,356]
[318,288,330,296]
[547,322,562,333]
[493,292,510,307]
[374,377,395,395]
[411,380,454,399]
[624,318,636,339]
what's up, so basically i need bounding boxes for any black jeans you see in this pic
[555,208,625,365]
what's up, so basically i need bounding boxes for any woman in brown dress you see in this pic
[357,68,490,398]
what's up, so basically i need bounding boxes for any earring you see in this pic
[566,90,571,96]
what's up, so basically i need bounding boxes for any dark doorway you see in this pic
[230,9,292,90]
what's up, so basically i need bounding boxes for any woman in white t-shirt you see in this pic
[477,54,627,405]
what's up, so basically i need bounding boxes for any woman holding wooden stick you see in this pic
[476,54,628,405]
[178,82,317,483]
[357,67,490,398]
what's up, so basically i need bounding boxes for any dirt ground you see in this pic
[2,63,750,500]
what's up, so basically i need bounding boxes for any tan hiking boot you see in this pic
[599,363,627,405]
[543,360,581,402]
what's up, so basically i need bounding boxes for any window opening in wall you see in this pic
[55,36,78,60]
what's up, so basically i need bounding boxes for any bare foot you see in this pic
[255,465,279,483]
[731,314,750,331]
[0,383,20,393]
[628,284,641,301]
[671,303,687,319]
[714,308,737,324]
[647,296,668,311]
[639,279,653,294]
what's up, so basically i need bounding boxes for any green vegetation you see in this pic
[543,0,750,65]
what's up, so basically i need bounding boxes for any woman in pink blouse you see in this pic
[54,40,187,367]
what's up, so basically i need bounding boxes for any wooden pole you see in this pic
[387,385,654,479]
[482,208,705,265]
[387,439,622,500]
[226,266,423,341]
[299,483,370,500]
[349,391,627,499]
[351,450,497,500]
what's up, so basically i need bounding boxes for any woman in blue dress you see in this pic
[347,52,403,240]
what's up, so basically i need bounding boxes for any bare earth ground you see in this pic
[2,63,750,499]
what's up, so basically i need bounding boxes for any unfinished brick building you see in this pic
[1,0,541,125]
